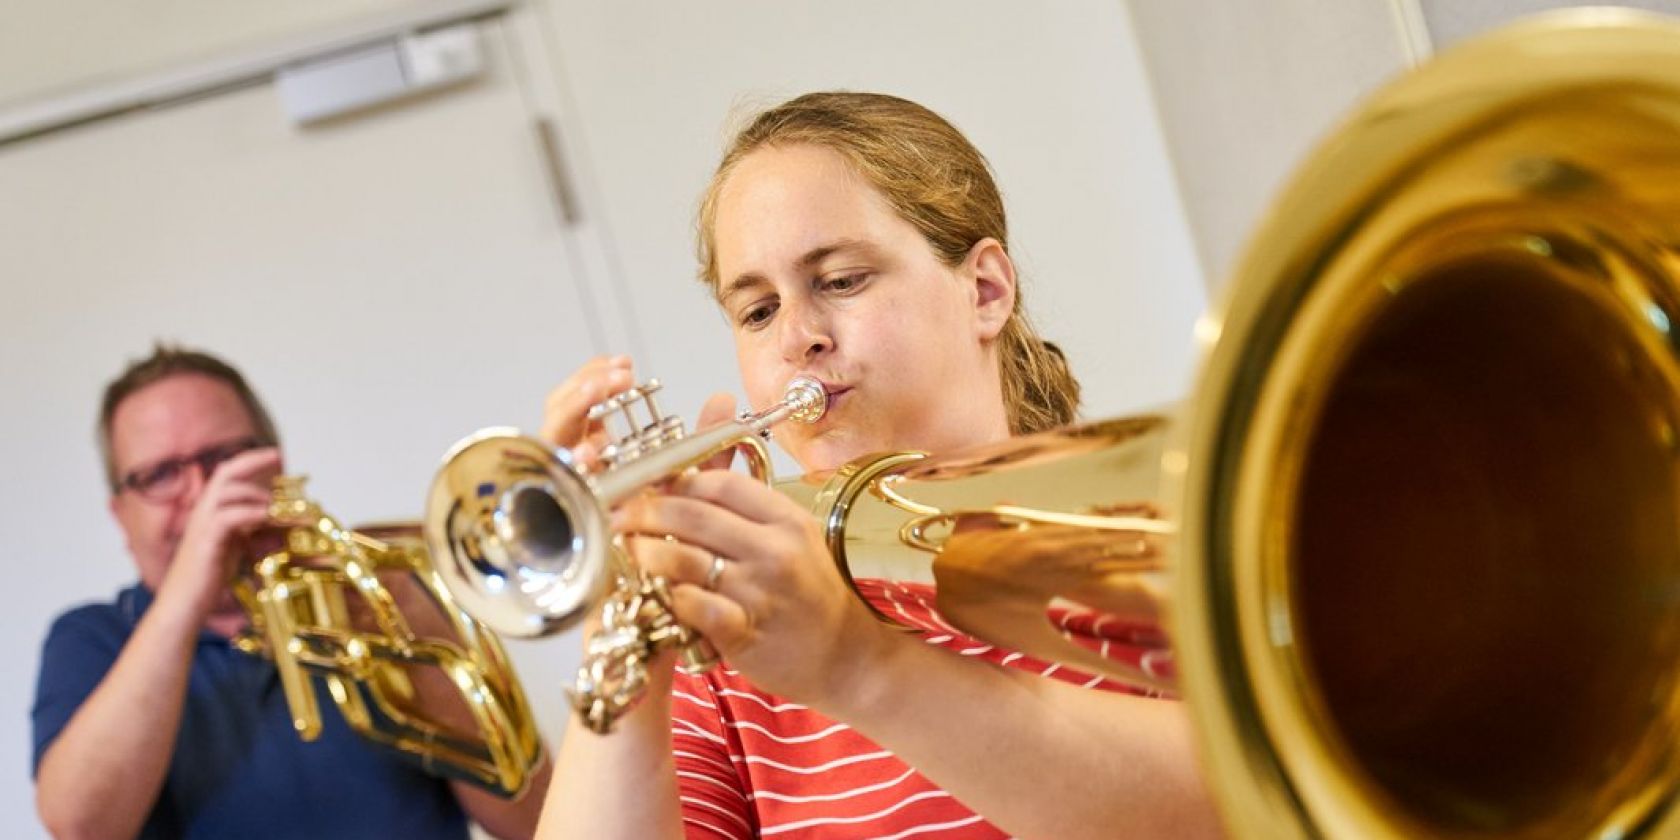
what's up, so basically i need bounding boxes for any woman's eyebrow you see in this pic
[795,238,873,269]
[718,274,768,305]
[719,238,877,303]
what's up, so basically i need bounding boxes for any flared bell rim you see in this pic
[423,427,615,639]
[1167,9,1680,839]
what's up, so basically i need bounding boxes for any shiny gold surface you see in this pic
[780,416,1179,692]
[787,9,1680,838]
[1176,10,1680,838]
[232,476,543,797]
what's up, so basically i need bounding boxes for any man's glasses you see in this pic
[116,437,268,502]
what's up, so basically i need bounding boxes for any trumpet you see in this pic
[424,376,827,731]
[231,476,543,797]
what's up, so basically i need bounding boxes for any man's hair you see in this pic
[98,343,279,491]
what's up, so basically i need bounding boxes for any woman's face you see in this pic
[711,144,1015,472]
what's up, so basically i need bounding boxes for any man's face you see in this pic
[107,373,263,592]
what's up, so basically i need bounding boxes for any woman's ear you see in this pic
[964,237,1016,341]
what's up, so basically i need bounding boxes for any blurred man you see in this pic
[32,344,546,839]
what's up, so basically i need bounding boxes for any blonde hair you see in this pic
[696,91,1080,434]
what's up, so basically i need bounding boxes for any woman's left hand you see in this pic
[612,463,897,709]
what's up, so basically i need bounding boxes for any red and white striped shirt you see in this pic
[670,579,1168,839]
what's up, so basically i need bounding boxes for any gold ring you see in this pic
[705,554,727,591]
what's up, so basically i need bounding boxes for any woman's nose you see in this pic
[779,305,834,362]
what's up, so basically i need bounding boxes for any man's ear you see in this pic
[963,237,1016,342]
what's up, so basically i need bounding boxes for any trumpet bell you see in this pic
[424,428,614,639]
[1171,10,1680,838]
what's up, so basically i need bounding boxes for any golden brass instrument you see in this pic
[1160,11,1680,836]
[230,476,543,798]
[424,377,827,732]
[425,9,1680,837]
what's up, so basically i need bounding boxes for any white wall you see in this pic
[1419,0,1680,48]
[1126,0,1421,290]
[0,0,423,106]
[0,2,1205,836]
[1127,0,1680,292]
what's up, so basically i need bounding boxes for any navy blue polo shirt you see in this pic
[32,584,469,839]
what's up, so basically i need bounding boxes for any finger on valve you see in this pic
[540,356,634,449]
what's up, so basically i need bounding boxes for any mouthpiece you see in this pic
[782,376,828,424]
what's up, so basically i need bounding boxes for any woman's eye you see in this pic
[741,302,777,328]
[822,273,867,294]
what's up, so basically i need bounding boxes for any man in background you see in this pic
[31,344,547,839]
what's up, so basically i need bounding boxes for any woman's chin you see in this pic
[788,431,892,474]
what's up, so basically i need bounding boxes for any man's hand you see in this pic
[155,448,282,621]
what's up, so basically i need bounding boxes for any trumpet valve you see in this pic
[591,379,685,469]
[270,475,322,523]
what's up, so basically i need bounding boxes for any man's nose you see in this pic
[176,459,211,508]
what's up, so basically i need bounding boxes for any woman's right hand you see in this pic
[539,355,635,468]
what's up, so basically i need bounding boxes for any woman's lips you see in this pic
[798,385,848,429]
